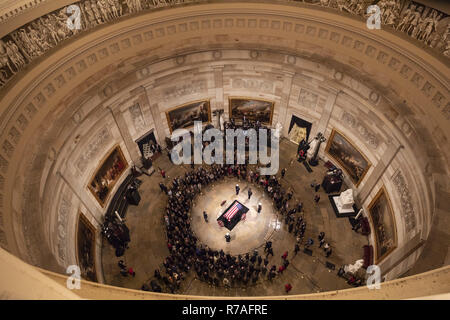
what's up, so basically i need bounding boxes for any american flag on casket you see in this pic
[217,200,249,231]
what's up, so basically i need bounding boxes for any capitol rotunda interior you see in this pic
[0,0,449,301]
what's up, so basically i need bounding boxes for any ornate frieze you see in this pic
[0,0,448,89]
[392,170,417,233]
[232,78,273,93]
[341,111,380,149]
[298,88,318,109]
[56,196,71,262]
[162,80,207,101]
[129,103,146,133]
[75,126,112,173]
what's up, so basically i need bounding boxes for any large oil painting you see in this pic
[88,145,128,207]
[77,212,97,282]
[325,129,371,186]
[368,187,397,263]
[166,100,211,133]
[229,97,274,125]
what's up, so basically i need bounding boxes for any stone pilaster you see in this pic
[313,89,339,138]
[107,105,142,166]
[56,171,101,225]
[278,71,295,136]
[143,84,167,148]
[358,141,403,203]
[212,65,224,128]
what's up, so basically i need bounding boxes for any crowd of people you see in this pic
[133,120,339,293]
[136,160,335,294]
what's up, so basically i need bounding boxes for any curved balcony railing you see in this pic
[0,0,448,89]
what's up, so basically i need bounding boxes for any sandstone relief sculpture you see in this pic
[0,0,448,89]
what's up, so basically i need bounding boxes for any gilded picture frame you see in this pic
[76,212,97,282]
[325,129,371,187]
[88,145,128,208]
[228,97,275,125]
[367,186,398,264]
[165,100,211,133]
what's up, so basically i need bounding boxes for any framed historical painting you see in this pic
[88,145,128,207]
[325,129,371,186]
[165,100,211,133]
[228,97,274,125]
[76,212,97,282]
[367,187,397,263]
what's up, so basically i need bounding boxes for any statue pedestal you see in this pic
[328,189,357,218]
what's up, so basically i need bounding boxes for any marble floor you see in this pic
[191,179,281,255]
[101,139,369,296]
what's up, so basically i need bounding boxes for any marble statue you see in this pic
[307,137,317,158]
[335,189,355,211]
[344,259,364,274]
[274,122,283,139]
[219,114,225,131]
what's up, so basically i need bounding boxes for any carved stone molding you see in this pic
[0,0,448,89]
[212,50,222,60]
[129,103,146,133]
[162,80,207,102]
[392,170,417,233]
[56,195,71,263]
[298,88,318,109]
[341,111,380,149]
[232,78,273,93]
[286,55,296,64]
[75,126,112,173]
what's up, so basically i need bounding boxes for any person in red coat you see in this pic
[278,265,286,274]
[285,283,292,293]
[282,251,288,260]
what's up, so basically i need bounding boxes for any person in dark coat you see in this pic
[235,184,240,195]
[285,283,292,293]
[150,280,162,292]
[294,244,300,256]
[257,255,263,266]
[318,232,325,241]
[314,194,320,203]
